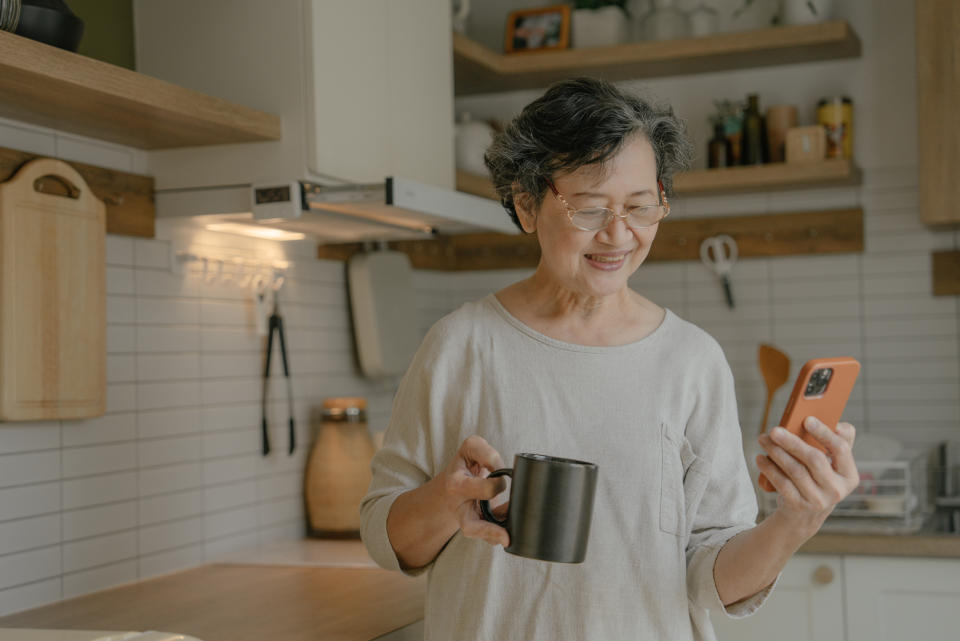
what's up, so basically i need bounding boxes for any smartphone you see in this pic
[758,357,861,493]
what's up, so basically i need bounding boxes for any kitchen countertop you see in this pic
[230,530,960,564]
[0,562,425,641]
[798,530,960,557]
[0,528,955,641]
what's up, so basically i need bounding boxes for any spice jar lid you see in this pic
[321,397,367,422]
[817,96,853,106]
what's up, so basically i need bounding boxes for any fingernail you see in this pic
[805,416,819,429]
[771,426,785,437]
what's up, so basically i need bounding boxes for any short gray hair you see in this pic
[484,77,693,230]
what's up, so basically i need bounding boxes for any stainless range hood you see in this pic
[155,176,519,243]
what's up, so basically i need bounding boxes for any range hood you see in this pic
[155,176,518,243]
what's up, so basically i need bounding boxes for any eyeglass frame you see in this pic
[545,178,671,231]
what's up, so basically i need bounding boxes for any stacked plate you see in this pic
[0,0,21,32]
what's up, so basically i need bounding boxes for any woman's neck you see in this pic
[520,270,632,322]
[496,272,661,346]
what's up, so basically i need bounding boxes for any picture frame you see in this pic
[505,5,572,54]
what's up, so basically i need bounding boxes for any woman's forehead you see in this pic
[556,136,657,188]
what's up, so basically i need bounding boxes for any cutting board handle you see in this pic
[4,158,102,212]
[33,174,80,199]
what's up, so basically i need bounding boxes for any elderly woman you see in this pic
[360,78,859,640]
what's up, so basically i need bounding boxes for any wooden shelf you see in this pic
[317,208,863,270]
[454,21,861,95]
[932,250,960,296]
[456,170,498,200]
[0,30,282,149]
[457,159,861,200]
[675,158,861,195]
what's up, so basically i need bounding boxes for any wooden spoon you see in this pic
[758,343,790,435]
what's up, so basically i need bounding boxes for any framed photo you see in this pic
[505,5,571,54]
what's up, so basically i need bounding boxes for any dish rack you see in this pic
[759,450,931,534]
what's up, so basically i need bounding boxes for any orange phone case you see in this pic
[758,357,860,492]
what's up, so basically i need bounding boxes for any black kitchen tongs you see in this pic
[261,286,295,455]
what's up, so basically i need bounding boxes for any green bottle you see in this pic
[740,94,767,166]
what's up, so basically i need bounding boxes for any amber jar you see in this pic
[304,397,375,537]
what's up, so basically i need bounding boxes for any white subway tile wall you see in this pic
[0,118,407,615]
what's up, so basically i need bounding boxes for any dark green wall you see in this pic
[69,0,135,69]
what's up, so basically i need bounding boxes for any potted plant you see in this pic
[571,0,630,49]
[710,99,744,165]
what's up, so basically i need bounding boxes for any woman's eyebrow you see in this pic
[572,189,655,197]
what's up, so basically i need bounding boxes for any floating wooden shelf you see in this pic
[456,170,498,200]
[0,31,282,149]
[675,158,861,195]
[318,208,863,270]
[454,21,861,95]
[1,146,154,238]
[456,159,861,200]
[932,250,960,296]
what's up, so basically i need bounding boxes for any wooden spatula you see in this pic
[758,343,790,435]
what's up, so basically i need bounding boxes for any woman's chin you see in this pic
[578,274,631,298]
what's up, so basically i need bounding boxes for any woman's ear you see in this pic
[513,191,538,234]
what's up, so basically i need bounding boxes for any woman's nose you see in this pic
[597,213,633,243]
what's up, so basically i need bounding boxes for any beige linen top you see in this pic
[361,295,776,641]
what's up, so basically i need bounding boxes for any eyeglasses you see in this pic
[546,179,670,232]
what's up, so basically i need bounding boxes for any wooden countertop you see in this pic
[799,532,960,558]
[0,564,425,641]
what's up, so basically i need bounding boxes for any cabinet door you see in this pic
[306,0,454,188]
[917,0,960,224]
[712,555,844,641]
[845,556,960,641]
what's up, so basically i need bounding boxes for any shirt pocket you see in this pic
[659,423,711,537]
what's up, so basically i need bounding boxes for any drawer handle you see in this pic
[813,565,835,585]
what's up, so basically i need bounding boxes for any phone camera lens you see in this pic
[804,368,833,397]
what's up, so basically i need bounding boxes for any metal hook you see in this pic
[271,267,286,293]
[251,271,268,294]
[236,258,253,288]
[205,259,223,285]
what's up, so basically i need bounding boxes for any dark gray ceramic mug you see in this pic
[479,453,598,564]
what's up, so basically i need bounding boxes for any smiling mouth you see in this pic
[584,252,630,263]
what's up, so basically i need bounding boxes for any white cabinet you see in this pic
[712,555,844,641]
[305,1,453,189]
[712,554,960,641]
[135,0,453,191]
[844,556,960,641]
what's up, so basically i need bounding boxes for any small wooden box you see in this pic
[785,125,826,163]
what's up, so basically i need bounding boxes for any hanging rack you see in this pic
[173,249,289,290]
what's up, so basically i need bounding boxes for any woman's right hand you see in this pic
[438,435,510,548]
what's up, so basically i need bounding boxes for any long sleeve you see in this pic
[682,340,779,618]
[359,319,464,575]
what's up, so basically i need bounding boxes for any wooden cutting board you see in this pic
[0,158,106,420]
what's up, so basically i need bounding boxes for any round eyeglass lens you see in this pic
[626,206,666,228]
[570,208,611,230]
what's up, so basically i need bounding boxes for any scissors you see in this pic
[700,234,738,309]
[261,275,295,456]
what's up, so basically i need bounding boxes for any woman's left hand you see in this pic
[757,416,859,531]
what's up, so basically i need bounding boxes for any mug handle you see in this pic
[478,468,512,527]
